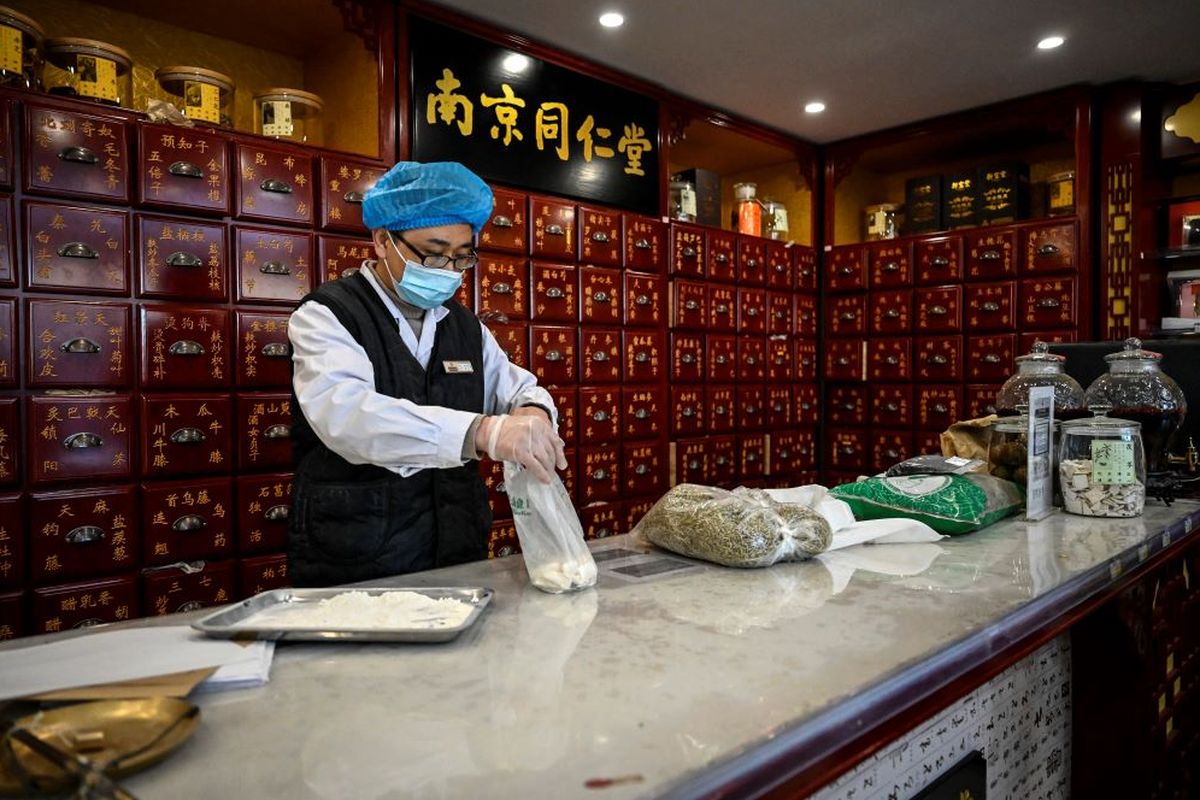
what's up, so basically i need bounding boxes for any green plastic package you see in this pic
[829,474,1024,535]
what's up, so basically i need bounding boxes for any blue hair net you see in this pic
[362,161,494,235]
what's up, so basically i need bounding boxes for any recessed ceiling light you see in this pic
[599,11,624,28]
[502,53,530,73]
[1037,35,1065,50]
[804,101,826,114]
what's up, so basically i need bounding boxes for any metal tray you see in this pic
[191,586,494,642]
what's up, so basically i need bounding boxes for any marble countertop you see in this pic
[6,501,1200,799]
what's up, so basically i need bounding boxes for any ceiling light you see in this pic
[599,11,624,28]
[1037,35,1065,50]
[502,53,530,73]
[804,101,826,114]
[1130,109,1142,123]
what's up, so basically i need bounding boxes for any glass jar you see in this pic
[254,87,324,145]
[733,182,761,236]
[1059,409,1146,518]
[864,203,900,240]
[44,38,132,107]
[1047,171,1075,217]
[1083,337,1188,473]
[987,410,1061,487]
[0,5,44,90]
[995,340,1087,419]
[156,66,235,128]
[669,179,696,222]
[763,199,789,240]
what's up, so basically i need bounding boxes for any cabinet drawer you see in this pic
[33,575,138,633]
[966,334,1015,382]
[139,304,230,389]
[135,215,228,301]
[29,299,131,388]
[965,229,1016,280]
[316,235,371,283]
[531,195,576,260]
[235,142,314,226]
[0,400,16,484]
[767,338,794,382]
[867,337,912,381]
[916,385,963,431]
[828,294,867,337]
[144,560,235,616]
[1021,220,1077,275]
[477,254,528,320]
[706,284,737,332]
[624,441,667,497]
[623,271,664,327]
[738,335,766,382]
[827,245,866,292]
[794,293,818,336]
[739,434,767,480]
[564,445,583,502]
[138,122,230,214]
[868,241,913,288]
[625,498,655,534]
[706,385,737,433]
[580,501,622,541]
[0,195,12,287]
[0,299,10,388]
[826,340,865,381]
[794,384,819,426]
[487,521,520,559]
[669,223,705,277]
[737,384,766,431]
[236,473,292,554]
[233,226,314,305]
[737,236,767,286]
[916,335,963,381]
[871,384,913,427]
[672,438,709,485]
[768,430,811,475]
[0,98,12,190]
[578,386,620,442]
[670,279,706,329]
[966,384,1002,418]
[579,446,620,503]
[914,286,962,333]
[709,436,737,486]
[794,339,816,381]
[828,384,867,426]
[26,103,130,203]
[622,385,665,442]
[579,266,621,325]
[240,554,290,598]
[705,230,736,282]
[141,394,233,478]
[455,267,475,314]
[530,261,577,322]
[0,494,21,588]
[1019,277,1077,329]
[480,187,527,254]
[871,430,915,472]
[964,281,1016,332]
[766,241,792,289]
[670,332,704,382]
[235,393,292,471]
[671,385,705,436]
[547,386,577,447]
[28,395,133,485]
[142,476,234,566]
[318,157,383,233]
[484,322,528,369]
[30,485,136,582]
[828,429,868,471]
[530,325,578,385]
[235,311,291,388]
[768,291,794,336]
[623,329,664,383]
[578,205,622,266]
[579,327,621,383]
[737,287,767,334]
[480,458,510,521]
[915,235,963,285]
[624,214,665,272]
[794,246,818,291]
[26,201,128,294]
[869,289,913,335]
[706,335,737,382]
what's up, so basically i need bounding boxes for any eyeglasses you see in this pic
[391,232,478,273]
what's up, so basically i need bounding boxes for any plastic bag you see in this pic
[504,462,597,593]
[632,483,832,568]
[829,473,1024,535]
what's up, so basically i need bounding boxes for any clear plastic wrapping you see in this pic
[504,463,597,594]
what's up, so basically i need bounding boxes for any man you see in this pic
[287,161,566,587]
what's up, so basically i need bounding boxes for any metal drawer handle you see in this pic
[66,525,105,544]
[884,308,901,319]
[714,405,728,416]
[715,456,728,467]
[546,223,565,236]
[172,514,207,532]
[774,309,786,319]
[981,301,1001,312]
[884,355,900,365]
[745,356,757,365]
[687,458,701,469]
[545,350,564,362]
[262,342,289,358]
[715,354,728,365]
[634,237,651,250]
[167,251,203,268]
[591,468,608,480]
[684,299,700,311]
[931,256,950,267]
[58,242,99,259]
[545,286,565,299]
[775,263,787,273]
[681,406,696,417]
[591,350,610,363]
[593,290,611,303]
[634,464,650,477]
[264,424,290,439]
[779,449,791,459]
[885,402,900,412]
[838,265,856,275]
[492,282,513,295]
[170,427,205,444]
[837,357,851,366]
[343,190,364,204]
[168,160,203,179]
[594,526,611,538]
[260,178,293,194]
[64,432,102,449]
[169,340,205,356]
[881,260,901,273]
[841,402,856,411]
[773,356,785,365]
[265,504,289,521]
[681,353,695,364]
[932,403,950,414]
[635,294,651,306]
[984,353,1002,364]
[634,407,650,419]
[1036,297,1062,309]
[491,215,514,229]
[714,253,729,264]
[745,258,759,268]
[745,404,759,414]
[746,452,759,462]
[930,305,951,316]
[979,249,1002,262]
[746,307,759,317]
[715,303,729,314]
[840,311,857,321]
[1036,244,1060,257]
[930,354,949,365]
[839,445,857,456]
[801,403,813,411]
[591,231,610,243]
[261,261,291,275]
[60,337,101,354]
[59,145,99,165]
[885,448,901,459]
[682,246,697,258]
[634,351,650,363]
[592,410,609,422]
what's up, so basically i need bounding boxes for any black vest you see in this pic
[288,271,491,586]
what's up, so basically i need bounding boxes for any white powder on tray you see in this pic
[236,590,475,630]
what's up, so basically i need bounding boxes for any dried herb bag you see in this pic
[829,474,1024,535]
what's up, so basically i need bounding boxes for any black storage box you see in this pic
[977,162,1029,225]
[942,170,979,230]
[673,168,722,228]
[904,175,943,234]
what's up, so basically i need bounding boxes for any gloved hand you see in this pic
[477,414,567,484]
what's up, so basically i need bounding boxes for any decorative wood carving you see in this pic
[334,0,379,52]
[666,110,691,147]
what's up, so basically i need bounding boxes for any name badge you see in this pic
[443,360,475,374]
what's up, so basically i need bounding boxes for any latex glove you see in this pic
[477,414,567,483]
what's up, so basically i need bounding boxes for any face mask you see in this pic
[385,235,463,309]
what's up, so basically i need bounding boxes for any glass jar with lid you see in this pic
[254,88,324,145]
[995,340,1087,419]
[763,199,789,240]
[864,203,900,240]
[669,179,696,222]
[1059,408,1146,518]
[733,182,761,236]
[1083,338,1187,473]
[156,66,235,128]
[44,38,132,107]
[987,406,1062,487]
[0,5,44,90]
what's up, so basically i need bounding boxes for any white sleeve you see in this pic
[289,301,478,477]
[479,321,558,428]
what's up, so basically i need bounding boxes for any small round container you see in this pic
[254,87,324,145]
[0,5,45,90]
[669,179,696,222]
[44,37,132,107]
[733,182,761,236]
[864,203,900,240]
[995,340,1087,419]
[1059,408,1146,518]
[1047,171,1075,217]
[156,66,235,128]
[763,199,789,240]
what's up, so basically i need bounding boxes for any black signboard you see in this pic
[410,17,660,215]
[914,751,986,800]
